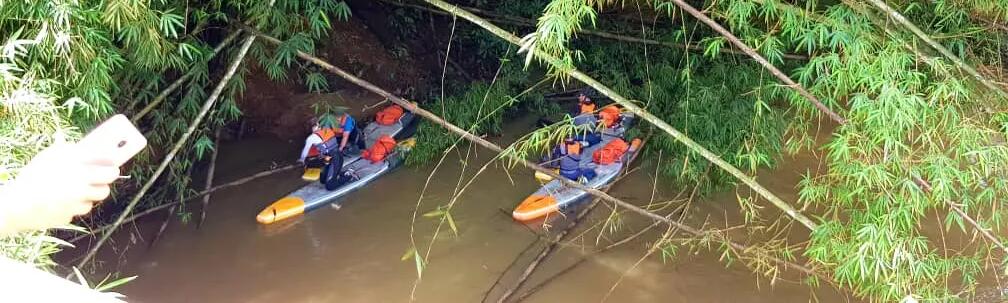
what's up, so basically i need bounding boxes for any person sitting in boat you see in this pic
[574,88,597,115]
[298,110,357,165]
[558,137,596,182]
[321,135,397,191]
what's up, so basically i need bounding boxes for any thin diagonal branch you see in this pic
[377,0,808,60]
[420,0,819,230]
[863,0,1008,100]
[131,29,244,123]
[244,25,822,278]
[77,32,258,267]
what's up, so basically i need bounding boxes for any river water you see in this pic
[71,118,855,302]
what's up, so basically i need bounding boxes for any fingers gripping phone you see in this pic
[75,114,148,167]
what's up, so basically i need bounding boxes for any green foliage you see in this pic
[514,0,1008,300]
[557,23,786,193]
[0,0,351,270]
[706,0,1007,300]
[407,80,525,165]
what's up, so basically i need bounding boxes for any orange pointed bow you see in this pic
[513,195,559,221]
[257,197,306,224]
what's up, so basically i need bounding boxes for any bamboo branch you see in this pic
[377,0,808,61]
[420,0,819,230]
[493,136,649,303]
[838,1,1008,255]
[68,164,299,244]
[762,0,1008,259]
[131,30,244,123]
[863,0,1008,100]
[76,33,259,267]
[912,175,1008,254]
[243,26,820,278]
[197,129,221,229]
[657,0,844,122]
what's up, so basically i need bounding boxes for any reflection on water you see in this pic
[67,124,855,303]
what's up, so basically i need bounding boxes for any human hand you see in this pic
[0,142,120,234]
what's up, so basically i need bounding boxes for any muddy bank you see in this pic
[238,10,429,139]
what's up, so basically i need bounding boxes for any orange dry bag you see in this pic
[598,105,621,128]
[375,105,405,126]
[592,138,629,165]
[362,135,396,163]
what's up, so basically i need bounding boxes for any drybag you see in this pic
[598,105,621,128]
[592,138,629,165]
[375,105,405,126]
[362,135,396,163]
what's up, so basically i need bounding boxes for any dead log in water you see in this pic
[68,164,299,244]
[198,129,222,229]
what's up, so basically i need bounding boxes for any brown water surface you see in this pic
[76,123,852,303]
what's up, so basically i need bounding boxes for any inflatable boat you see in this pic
[257,107,416,224]
[513,112,640,221]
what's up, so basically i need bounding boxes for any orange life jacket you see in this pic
[375,105,405,126]
[598,105,621,128]
[579,102,596,114]
[593,138,629,165]
[362,135,396,163]
[307,127,337,157]
[306,115,349,157]
[564,141,581,156]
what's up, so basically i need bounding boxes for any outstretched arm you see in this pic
[299,134,323,161]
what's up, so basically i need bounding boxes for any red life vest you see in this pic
[375,105,405,125]
[593,138,629,165]
[579,102,596,114]
[362,135,396,163]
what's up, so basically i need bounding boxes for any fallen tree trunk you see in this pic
[420,0,820,230]
[69,164,299,244]
[513,215,667,302]
[244,25,820,278]
[77,31,261,267]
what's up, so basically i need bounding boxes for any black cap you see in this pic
[578,88,596,102]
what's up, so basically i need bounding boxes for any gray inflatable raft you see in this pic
[257,112,416,224]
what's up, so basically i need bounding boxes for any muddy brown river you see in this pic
[67,119,859,302]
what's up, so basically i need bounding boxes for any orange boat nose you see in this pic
[257,197,306,224]
[513,195,559,221]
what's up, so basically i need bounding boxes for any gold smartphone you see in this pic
[75,114,148,166]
